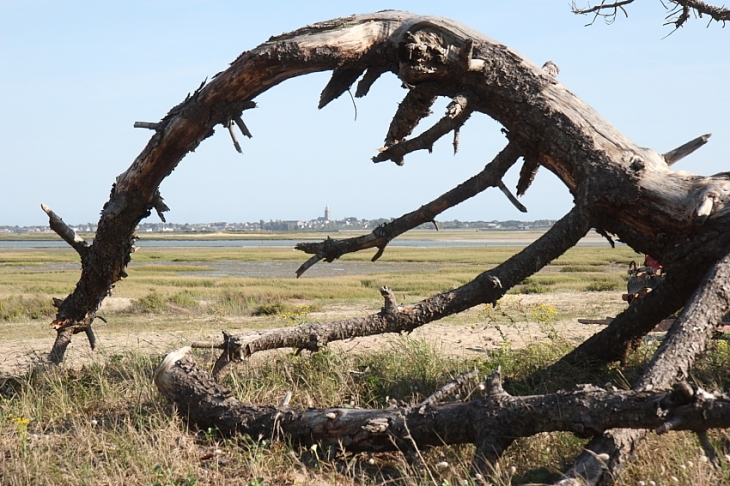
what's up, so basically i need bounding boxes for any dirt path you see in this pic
[0,292,626,378]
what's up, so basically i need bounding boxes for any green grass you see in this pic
[0,294,55,321]
[2,338,729,485]
[2,240,723,484]
[0,244,636,321]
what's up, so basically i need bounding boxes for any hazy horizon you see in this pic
[2,1,728,226]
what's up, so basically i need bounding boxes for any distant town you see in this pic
[1,206,557,235]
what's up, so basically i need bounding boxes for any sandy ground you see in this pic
[0,291,624,379]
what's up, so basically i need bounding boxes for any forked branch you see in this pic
[374,94,473,164]
[556,250,730,485]
[572,0,730,28]
[41,204,90,258]
[295,141,523,277]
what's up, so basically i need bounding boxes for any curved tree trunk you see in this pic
[42,11,730,484]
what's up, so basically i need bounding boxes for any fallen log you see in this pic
[154,350,730,465]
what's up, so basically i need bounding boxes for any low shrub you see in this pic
[0,294,55,321]
[585,281,620,292]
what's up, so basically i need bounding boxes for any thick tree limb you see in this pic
[49,14,730,484]
[203,206,590,378]
[49,11,730,365]
[295,141,523,276]
[154,349,730,460]
[556,250,730,485]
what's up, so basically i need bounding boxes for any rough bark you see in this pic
[553,250,730,485]
[49,10,730,365]
[154,349,730,457]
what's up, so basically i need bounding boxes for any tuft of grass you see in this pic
[519,281,549,294]
[560,265,599,273]
[585,281,620,292]
[252,301,290,316]
[131,290,169,313]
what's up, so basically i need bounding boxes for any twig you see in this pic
[379,286,399,315]
[281,391,293,408]
[296,253,324,278]
[697,430,720,467]
[85,324,97,351]
[374,94,472,164]
[133,121,160,130]
[234,116,253,138]
[355,66,388,98]
[152,190,170,223]
[496,181,527,213]
[318,67,365,109]
[418,368,478,411]
[383,83,439,154]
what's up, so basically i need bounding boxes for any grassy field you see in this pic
[0,243,638,323]
[2,241,727,485]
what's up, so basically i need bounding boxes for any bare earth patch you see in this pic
[0,291,626,378]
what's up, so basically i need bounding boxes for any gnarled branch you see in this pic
[295,140,523,276]
[154,349,730,464]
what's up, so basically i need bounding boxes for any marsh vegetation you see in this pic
[2,241,728,484]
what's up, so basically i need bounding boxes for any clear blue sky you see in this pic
[1,1,728,226]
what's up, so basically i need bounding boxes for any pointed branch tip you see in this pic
[663,133,711,166]
[496,181,527,213]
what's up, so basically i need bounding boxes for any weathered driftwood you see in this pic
[43,11,730,484]
[181,247,730,482]
[153,349,730,465]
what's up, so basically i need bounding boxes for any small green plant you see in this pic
[278,305,311,326]
[559,265,597,273]
[132,289,168,313]
[152,465,198,486]
[253,301,290,316]
[585,281,620,292]
[520,281,549,294]
[167,291,198,309]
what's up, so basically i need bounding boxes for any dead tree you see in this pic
[572,0,730,29]
[43,11,730,484]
